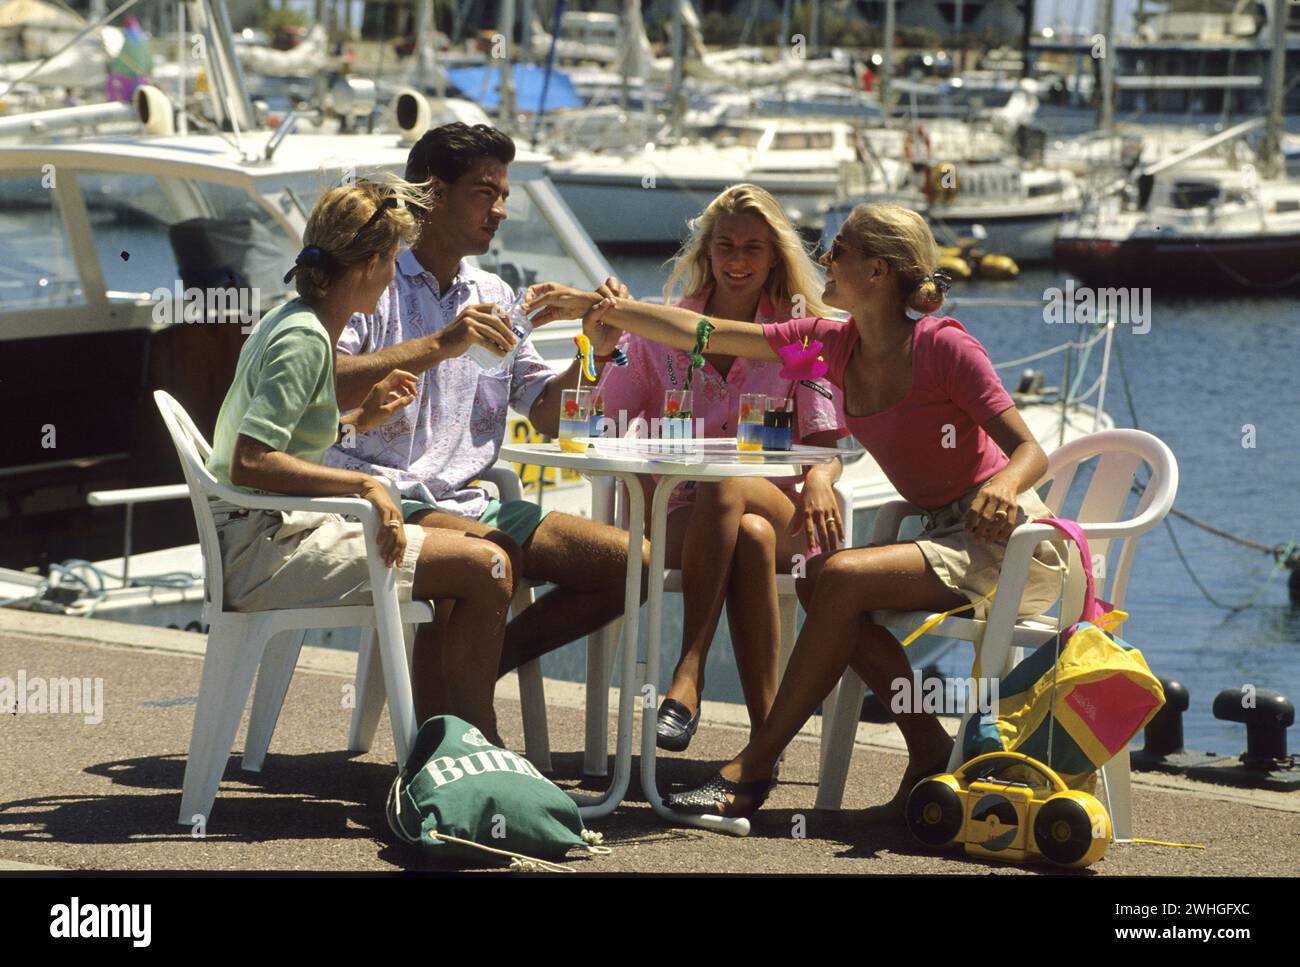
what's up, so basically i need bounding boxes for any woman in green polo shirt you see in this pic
[206,178,514,740]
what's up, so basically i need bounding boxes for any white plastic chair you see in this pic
[347,465,554,771]
[578,474,859,782]
[154,391,435,825]
[816,429,1179,840]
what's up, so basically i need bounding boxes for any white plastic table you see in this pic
[499,438,842,836]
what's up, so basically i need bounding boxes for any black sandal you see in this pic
[667,771,775,818]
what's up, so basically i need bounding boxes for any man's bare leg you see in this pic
[497,511,651,673]
[409,528,514,739]
[407,506,646,676]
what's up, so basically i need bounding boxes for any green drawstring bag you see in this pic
[385,715,608,871]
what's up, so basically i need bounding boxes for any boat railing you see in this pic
[949,296,1118,446]
[85,484,191,586]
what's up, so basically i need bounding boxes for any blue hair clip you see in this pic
[929,269,953,295]
[283,245,339,284]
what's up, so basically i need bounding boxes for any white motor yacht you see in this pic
[546,117,864,246]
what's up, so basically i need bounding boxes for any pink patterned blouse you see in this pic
[597,290,848,512]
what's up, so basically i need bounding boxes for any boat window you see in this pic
[186,180,296,298]
[1026,179,1061,198]
[0,172,85,310]
[475,182,592,291]
[1170,181,1220,209]
[718,126,765,148]
[1274,199,1300,213]
[78,172,184,301]
[772,131,835,150]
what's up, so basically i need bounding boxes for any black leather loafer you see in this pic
[656,698,701,752]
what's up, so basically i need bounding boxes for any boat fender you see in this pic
[936,254,972,280]
[932,162,959,203]
[977,253,1019,280]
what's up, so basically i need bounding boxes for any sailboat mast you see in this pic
[1097,0,1115,133]
[881,0,895,123]
[498,0,518,132]
[1020,0,1033,78]
[1261,0,1287,178]
[670,0,685,134]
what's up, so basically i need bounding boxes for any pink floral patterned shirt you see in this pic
[323,249,554,518]
[597,290,848,510]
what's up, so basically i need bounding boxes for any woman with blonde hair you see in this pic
[529,202,1065,819]
[206,177,517,740]
[593,183,848,752]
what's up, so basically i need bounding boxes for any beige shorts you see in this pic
[214,508,425,613]
[914,483,1065,621]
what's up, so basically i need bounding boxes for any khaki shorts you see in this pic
[214,508,425,613]
[914,483,1065,621]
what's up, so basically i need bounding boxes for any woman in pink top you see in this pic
[528,203,1065,821]
[596,184,847,752]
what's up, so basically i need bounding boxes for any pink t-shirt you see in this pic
[599,291,848,511]
[763,314,1014,510]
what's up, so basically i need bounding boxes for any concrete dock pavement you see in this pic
[1,610,1297,875]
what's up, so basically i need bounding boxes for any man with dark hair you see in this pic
[326,122,647,691]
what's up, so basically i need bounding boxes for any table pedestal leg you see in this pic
[640,477,751,836]
[573,472,643,819]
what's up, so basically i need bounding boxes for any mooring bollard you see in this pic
[1211,687,1294,768]
[1144,677,1190,757]
[1130,677,1221,773]
[1184,686,1300,791]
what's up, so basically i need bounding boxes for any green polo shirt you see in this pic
[206,298,339,492]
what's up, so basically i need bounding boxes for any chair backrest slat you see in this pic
[153,390,227,615]
[1039,429,1178,617]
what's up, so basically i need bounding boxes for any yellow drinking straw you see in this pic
[574,333,598,385]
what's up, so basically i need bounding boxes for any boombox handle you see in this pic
[954,752,1070,795]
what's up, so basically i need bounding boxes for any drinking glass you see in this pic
[587,388,606,438]
[661,389,694,449]
[737,392,767,451]
[558,388,592,453]
[764,396,794,451]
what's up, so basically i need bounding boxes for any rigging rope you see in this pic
[1113,336,1297,612]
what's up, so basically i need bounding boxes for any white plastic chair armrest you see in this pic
[479,465,525,503]
[209,490,377,520]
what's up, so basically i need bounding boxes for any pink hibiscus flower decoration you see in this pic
[777,338,828,381]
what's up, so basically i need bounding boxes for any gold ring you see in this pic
[387,521,401,529]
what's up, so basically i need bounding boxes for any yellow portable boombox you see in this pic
[905,752,1111,869]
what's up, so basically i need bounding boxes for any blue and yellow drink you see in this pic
[737,393,766,451]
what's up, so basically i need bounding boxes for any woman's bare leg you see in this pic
[664,477,805,716]
[410,529,513,738]
[724,506,806,737]
[707,543,966,813]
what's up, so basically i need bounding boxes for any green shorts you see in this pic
[400,497,552,546]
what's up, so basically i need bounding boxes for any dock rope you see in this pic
[0,559,198,614]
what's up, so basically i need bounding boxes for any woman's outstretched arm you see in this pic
[525,283,780,362]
